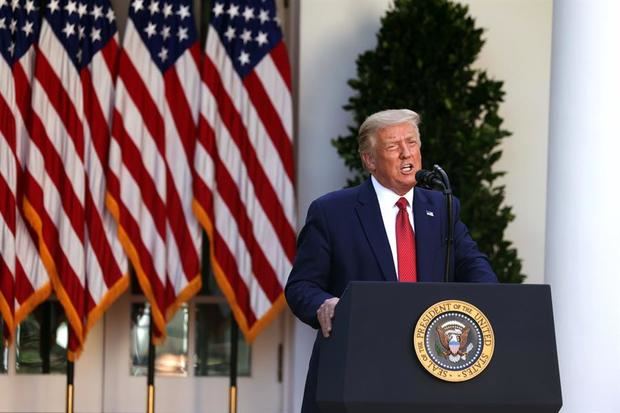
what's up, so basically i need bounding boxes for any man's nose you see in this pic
[399,142,411,158]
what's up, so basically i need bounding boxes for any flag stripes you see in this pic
[0,98,17,334]
[108,1,202,340]
[0,1,51,343]
[20,0,127,358]
[2,0,295,350]
[201,54,295,262]
[194,0,296,341]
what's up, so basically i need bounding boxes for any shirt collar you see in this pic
[371,176,414,209]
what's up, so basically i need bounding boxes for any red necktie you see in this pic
[396,197,417,282]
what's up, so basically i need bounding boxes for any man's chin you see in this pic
[395,181,416,195]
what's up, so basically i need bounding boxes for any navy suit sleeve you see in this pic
[285,199,334,329]
[452,197,498,283]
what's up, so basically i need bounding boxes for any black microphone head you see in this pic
[415,169,445,189]
[415,169,435,185]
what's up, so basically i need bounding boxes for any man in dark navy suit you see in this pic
[285,109,497,413]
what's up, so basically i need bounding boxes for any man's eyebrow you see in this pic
[383,135,418,142]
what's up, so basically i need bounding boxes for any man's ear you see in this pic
[361,151,375,172]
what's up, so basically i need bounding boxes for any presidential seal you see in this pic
[413,300,494,382]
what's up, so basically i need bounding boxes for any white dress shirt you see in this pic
[370,176,415,280]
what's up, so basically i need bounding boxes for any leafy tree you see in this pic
[332,0,524,283]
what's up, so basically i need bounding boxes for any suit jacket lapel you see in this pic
[413,187,442,282]
[355,180,397,281]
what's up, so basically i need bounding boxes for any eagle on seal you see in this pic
[436,324,471,362]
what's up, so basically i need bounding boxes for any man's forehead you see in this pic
[377,123,419,140]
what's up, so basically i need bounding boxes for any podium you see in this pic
[316,282,562,413]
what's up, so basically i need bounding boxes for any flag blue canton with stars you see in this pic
[44,0,117,70]
[129,0,197,73]
[0,0,40,65]
[210,0,283,78]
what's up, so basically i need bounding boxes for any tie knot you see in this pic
[396,197,409,211]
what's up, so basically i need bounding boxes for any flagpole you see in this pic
[66,348,74,413]
[228,318,239,413]
[147,311,156,413]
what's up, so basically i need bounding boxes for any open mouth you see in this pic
[400,163,414,173]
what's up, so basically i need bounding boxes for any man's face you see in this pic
[362,122,422,195]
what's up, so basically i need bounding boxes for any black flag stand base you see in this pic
[229,319,239,413]
[66,359,74,413]
[147,311,156,413]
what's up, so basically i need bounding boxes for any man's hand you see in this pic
[317,297,340,338]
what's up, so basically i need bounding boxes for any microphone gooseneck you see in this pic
[415,165,454,283]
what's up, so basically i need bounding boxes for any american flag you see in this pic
[21,0,128,358]
[194,0,295,341]
[0,0,51,343]
[107,0,202,340]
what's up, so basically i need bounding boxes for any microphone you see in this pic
[415,169,444,189]
[416,165,454,283]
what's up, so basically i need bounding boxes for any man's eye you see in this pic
[385,145,397,151]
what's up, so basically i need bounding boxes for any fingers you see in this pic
[320,309,332,338]
[317,297,339,338]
